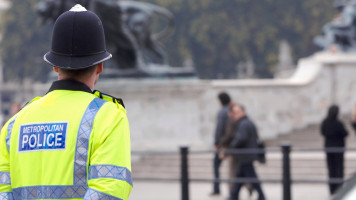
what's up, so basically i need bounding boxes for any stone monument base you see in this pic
[101,64,196,78]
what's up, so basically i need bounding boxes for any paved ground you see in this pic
[129,182,330,200]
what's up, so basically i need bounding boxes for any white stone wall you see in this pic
[27,52,356,150]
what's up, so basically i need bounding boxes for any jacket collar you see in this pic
[240,115,248,121]
[47,79,92,94]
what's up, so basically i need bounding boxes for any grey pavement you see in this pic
[129,182,330,200]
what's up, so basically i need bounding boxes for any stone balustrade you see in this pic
[10,52,356,150]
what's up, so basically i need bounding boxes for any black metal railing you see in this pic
[132,144,356,200]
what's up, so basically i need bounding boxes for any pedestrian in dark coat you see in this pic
[228,104,265,200]
[211,92,231,195]
[321,105,348,195]
[218,103,254,196]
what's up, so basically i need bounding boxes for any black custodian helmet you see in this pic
[44,4,112,69]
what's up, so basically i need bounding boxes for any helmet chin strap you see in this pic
[69,4,87,12]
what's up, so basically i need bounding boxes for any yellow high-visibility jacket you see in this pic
[0,80,132,200]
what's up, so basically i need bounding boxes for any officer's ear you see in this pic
[95,63,103,75]
[53,67,60,73]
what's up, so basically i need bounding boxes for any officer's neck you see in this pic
[57,76,96,91]
[55,64,103,91]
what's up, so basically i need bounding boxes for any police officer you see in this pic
[0,4,132,200]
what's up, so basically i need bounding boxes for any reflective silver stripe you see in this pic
[74,98,106,185]
[89,165,133,186]
[5,117,17,153]
[0,172,11,185]
[13,185,86,199]
[83,188,122,200]
[0,192,14,200]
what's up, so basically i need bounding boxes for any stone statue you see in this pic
[37,0,90,23]
[314,0,356,52]
[36,0,195,77]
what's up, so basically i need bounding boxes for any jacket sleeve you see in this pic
[320,120,326,137]
[217,119,234,148]
[339,121,348,138]
[0,118,15,199]
[214,108,228,146]
[85,104,132,200]
[352,121,356,132]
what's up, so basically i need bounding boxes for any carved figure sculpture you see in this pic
[36,0,176,76]
[314,0,356,51]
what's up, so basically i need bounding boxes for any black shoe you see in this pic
[248,188,254,197]
[209,192,220,196]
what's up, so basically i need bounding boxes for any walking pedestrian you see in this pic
[218,103,254,197]
[227,104,265,200]
[211,92,231,195]
[321,105,348,195]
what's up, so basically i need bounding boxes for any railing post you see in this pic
[180,146,189,200]
[281,143,292,200]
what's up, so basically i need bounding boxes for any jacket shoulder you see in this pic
[22,96,42,108]
[239,118,250,127]
[93,90,126,112]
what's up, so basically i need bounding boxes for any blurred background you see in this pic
[2,0,356,200]
[0,0,335,82]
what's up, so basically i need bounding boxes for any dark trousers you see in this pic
[213,152,222,193]
[230,162,265,200]
[326,152,344,194]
